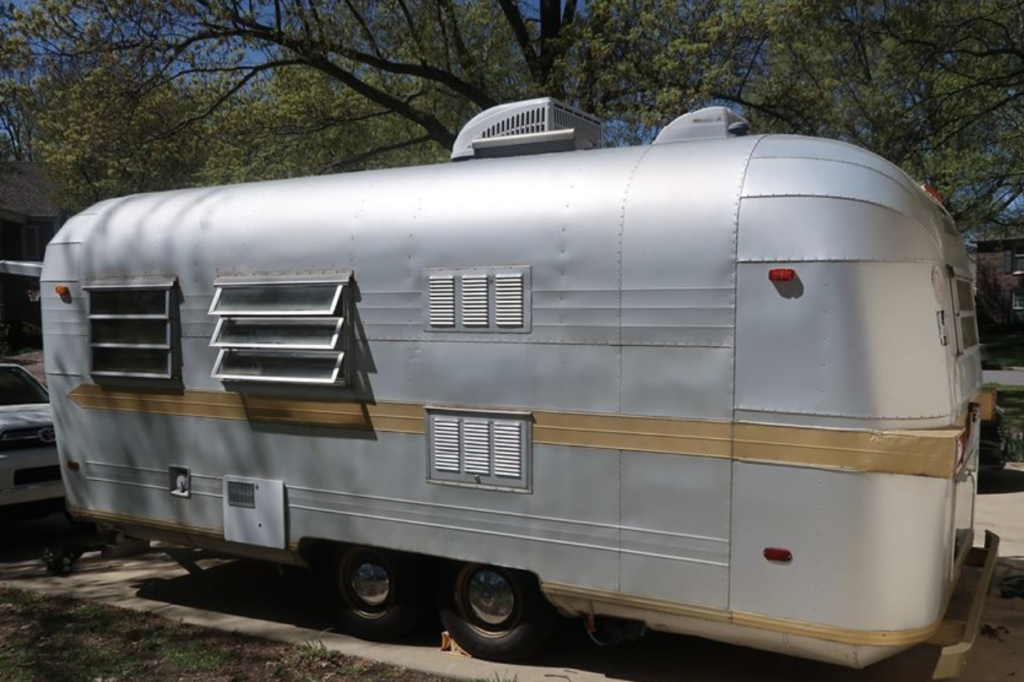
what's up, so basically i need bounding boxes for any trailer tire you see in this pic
[333,546,423,641]
[439,563,554,662]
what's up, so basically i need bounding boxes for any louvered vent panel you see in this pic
[461,275,489,327]
[428,276,456,327]
[494,274,524,327]
[492,422,523,478]
[432,418,462,472]
[462,421,491,475]
[227,480,256,508]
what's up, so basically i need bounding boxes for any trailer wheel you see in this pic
[440,563,554,662]
[333,546,422,641]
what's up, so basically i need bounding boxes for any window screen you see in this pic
[87,283,175,379]
[209,276,351,385]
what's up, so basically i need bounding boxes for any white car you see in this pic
[0,364,63,518]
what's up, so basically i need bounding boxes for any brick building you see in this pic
[0,162,64,345]
[976,237,1024,326]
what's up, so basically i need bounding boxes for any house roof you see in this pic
[0,162,61,219]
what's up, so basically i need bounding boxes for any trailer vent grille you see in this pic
[209,273,353,385]
[423,267,530,333]
[428,276,456,327]
[451,98,603,160]
[495,274,525,328]
[427,410,531,491]
[461,275,489,327]
[432,418,461,472]
[227,480,256,508]
[492,422,523,478]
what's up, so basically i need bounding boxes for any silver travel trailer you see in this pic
[41,98,997,674]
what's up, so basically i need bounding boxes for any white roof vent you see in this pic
[653,106,751,145]
[451,97,604,161]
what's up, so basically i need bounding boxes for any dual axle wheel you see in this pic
[330,546,554,661]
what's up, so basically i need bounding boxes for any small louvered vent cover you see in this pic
[492,422,524,478]
[424,267,530,333]
[227,480,256,508]
[495,274,524,328]
[432,418,461,472]
[428,276,455,327]
[461,275,489,327]
[428,410,530,491]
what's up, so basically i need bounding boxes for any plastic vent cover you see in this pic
[451,97,603,160]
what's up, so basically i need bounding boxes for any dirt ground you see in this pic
[0,585,451,682]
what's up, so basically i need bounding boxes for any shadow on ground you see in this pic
[979,467,1024,495]
[0,511,954,682]
[131,549,942,682]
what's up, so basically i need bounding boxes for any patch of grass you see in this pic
[160,644,233,672]
[294,639,333,664]
[981,328,1024,368]
[0,585,455,682]
[986,384,1024,462]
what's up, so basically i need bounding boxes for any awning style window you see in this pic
[208,275,351,385]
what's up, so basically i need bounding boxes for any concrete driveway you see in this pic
[983,369,1024,386]
[2,471,1024,682]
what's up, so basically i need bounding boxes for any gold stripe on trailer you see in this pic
[67,384,425,434]
[66,384,959,477]
[533,411,732,458]
[733,423,960,478]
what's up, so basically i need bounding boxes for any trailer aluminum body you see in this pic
[41,100,995,672]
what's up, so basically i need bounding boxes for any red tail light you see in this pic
[763,547,793,563]
[768,268,796,282]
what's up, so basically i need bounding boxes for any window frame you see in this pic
[85,279,177,380]
[210,316,346,351]
[949,275,978,355]
[1013,292,1024,312]
[208,273,352,386]
[1014,253,1024,274]
[208,280,345,317]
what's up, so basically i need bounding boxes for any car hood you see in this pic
[0,404,53,428]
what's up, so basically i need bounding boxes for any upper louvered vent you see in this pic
[451,98,603,160]
[461,275,489,327]
[427,409,531,491]
[424,267,530,333]
[428,276,455,327]
[495,274,524,328]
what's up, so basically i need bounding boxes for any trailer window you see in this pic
[209,276,351,385]
[87,283,176,380]
[953,278,978,352]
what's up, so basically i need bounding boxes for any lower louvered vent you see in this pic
[428,410,530,491]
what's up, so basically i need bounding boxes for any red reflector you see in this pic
[768,268,796,282]
[763,547,792,563]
